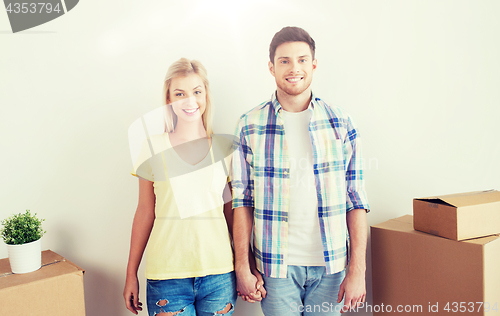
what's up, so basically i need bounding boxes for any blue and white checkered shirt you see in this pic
[232,92,370,278]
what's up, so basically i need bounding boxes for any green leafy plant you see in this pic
[1,210,46,245]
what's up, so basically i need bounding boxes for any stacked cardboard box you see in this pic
[0,250,85,316]
[371,190,500,316]
[413,190,500,241]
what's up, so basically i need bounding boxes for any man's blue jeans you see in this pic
[146,271,237,316]
[261,266,345,316]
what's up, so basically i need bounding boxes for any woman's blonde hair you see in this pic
[163,58,213,136]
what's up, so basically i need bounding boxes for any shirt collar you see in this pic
[271,91,317,116]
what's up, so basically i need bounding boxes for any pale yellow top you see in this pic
[132,133,234,279]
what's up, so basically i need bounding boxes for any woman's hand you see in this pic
[237,268,267,303]
[124,274,143,314]
[252,266,267,299]
[236,269,260,302]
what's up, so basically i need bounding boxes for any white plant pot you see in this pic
[6,238,42,274]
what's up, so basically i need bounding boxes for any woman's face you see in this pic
[168,74,207,124]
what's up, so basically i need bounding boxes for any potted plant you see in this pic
[1,210,46,273]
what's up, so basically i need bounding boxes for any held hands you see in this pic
[236,268,267,303]
[124,274,143,314]
[337,268,366,313]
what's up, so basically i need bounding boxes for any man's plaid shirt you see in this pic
[232,92,370,278]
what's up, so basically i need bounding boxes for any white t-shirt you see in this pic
[281,108,325,266]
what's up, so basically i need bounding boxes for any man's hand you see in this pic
[233,206,266,303]
[339,208,368,313]
[337,268,366,313]
[236,268,266,303]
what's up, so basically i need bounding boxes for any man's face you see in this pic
[269,41,317,97]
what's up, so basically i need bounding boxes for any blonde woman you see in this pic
[124,58,238,316]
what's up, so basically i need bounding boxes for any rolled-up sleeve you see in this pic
[344,116,370,212]
[231,119,254,209]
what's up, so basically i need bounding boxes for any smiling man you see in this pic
[231,27,370,315]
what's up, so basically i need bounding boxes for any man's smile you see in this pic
[286,76,304,83]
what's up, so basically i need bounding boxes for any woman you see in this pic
[123,58,238,316]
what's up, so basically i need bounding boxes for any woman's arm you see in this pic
[223,182,234,238]
[123,178,156,314]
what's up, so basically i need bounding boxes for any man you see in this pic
[232,26,370,315]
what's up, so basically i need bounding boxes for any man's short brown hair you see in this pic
[269,26,316,63]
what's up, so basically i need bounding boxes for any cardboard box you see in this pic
[413,190,500,240]
[371,215,500,316]
[0,250,85,316]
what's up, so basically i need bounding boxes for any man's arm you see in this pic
[336,111,370,312]
[337,208,368,313]
[231,119,266,302]
[233,206,265,301]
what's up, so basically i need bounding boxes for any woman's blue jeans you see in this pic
[146,271,237,316]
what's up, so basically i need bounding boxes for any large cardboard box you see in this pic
[413,190,500,240]
[0,250,85,316]
[371,215,500,316]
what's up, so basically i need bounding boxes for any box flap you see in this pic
[371,214,413,232]
[416,189,500,207]
[0,250,84,290]
[462,234,500,245]
[373,215,500,245]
